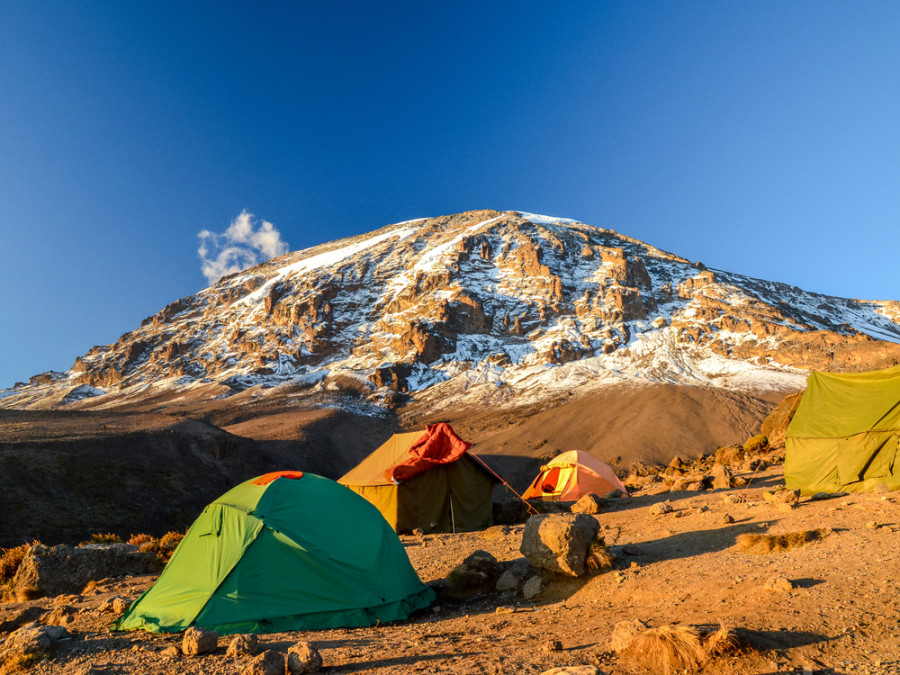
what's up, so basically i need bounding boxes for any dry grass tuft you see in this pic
[585,535,614,574]
[702,623,740,657]
[621,622,743,673]
[735,529,831,554]
[622,624,704,674]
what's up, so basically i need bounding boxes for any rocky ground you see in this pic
[2,460,899,675]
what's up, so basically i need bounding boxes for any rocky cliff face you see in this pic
[4,210,900,413]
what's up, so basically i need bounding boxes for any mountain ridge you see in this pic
[4,209,900,413]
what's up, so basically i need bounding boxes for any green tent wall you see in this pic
[115,472,434,634]
[785,365,900,495]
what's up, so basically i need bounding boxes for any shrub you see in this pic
[127,531,185,563]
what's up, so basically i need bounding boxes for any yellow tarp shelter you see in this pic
[785,365,900,495]
[338,424,494,533]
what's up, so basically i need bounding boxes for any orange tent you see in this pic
[522,450,628,501]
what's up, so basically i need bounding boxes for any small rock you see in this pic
[287,641,323,674]
[764,577,794,593]
[227,634,260,657]
[182,626,218,656]
[668,456,684,469]
[496,569,524,592]
[243,650,286,675]
[865,521,879,530]
[723,494,743,504]
[522,575,546,601]
[610,618,648,653]
[542,640,563,652]
[161,645,181,658]
[540,667,604,675]
[874,483,890,494]
[649,501,673,515]
[695,505,709,513]
[776,503,794,512]
[42,605,76,626]
[604,489,624,499]
[412,527,425,537]
[98,596,130,614]
[721,514,735,524]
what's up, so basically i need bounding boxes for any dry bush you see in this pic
[736,529,831,554]
[0,542,37,584]
[622,624,704,674]
[585,535,614,574]
[743,434,769,455]
[127,531,184,563]
[127,533,154,547]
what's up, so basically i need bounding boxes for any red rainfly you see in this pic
[384,422,472,483]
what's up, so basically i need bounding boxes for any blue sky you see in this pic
[2,2,900,388]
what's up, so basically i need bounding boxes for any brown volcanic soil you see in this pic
[5,463,900,674]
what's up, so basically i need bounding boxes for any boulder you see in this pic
[571,494,607,515]
[446,550,502,598]
[0,606,46,635]
[182,626,218,656]
[0,622,69,672]
[520,513,600,577]
[287,641,323,673]
[10,544,158,599]
[710,464,733,490]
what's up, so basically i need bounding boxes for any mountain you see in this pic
[3,209,900,546]
[4,209,900,413]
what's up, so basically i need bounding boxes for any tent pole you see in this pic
[449,488,456,534]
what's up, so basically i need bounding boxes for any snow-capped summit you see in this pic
[5,209,900,413]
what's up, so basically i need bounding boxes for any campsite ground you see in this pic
[5,463,900,675]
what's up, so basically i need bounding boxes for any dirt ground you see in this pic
[4,462,899,675]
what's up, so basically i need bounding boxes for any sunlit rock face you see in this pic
[5,210,900,413]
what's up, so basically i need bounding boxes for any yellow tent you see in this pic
[338,424,494,533]
[522,450,627,501]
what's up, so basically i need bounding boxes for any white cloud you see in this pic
[198,210,290,284]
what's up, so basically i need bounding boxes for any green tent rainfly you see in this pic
[115,471,434,634]
[785,365,900,495]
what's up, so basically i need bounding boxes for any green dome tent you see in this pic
[785,365,900,495]
[115,471,434,634]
